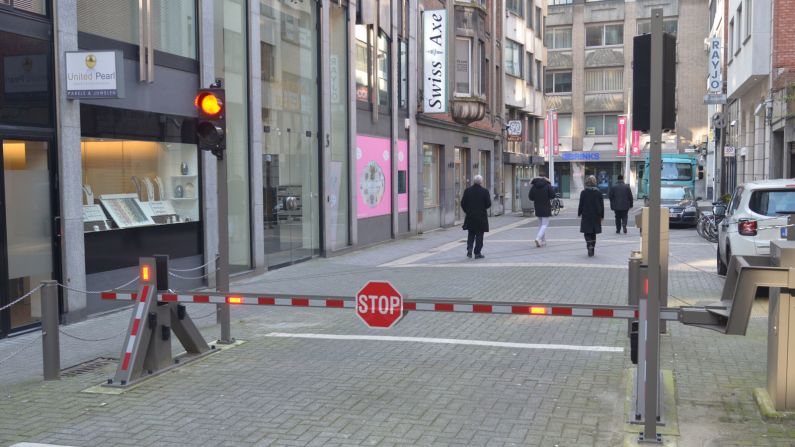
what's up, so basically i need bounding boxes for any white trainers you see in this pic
[534,239,541,248]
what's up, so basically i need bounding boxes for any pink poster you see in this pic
[356,135,392,219]
[631,131,641,156]
[543,116,549,156]
[551,111,559,155]
[617,116,627,156]
[397,140,408,213]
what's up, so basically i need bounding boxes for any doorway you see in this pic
[0,139,57,337]
[454,148,469,221]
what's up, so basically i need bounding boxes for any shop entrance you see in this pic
[0,139,58,338]
[454,148,469,222]
[585,162,622,197]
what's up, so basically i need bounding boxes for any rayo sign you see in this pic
[708,37,722,93]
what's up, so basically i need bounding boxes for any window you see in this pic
[735,6,743,52]
[507,0,522,16]
[535,7,542,38]
[377,32,390,107]
[527,1,533,29]
[585,68,623,92]
[661,163,694,181]
[505,39,523,78]
[355,25,370,101]
[745,0,752,39]
[550,0,572,4]
[423,145,440,207]
[480,41,487,96]
[586,23,623,47]
[584,114,619,136]
[544,71,571,93]
[1,0,45,14]
[557,114,572,137]
[545,27,572,49]
[728,19,734,58]
[526,52,534,86]
[748,190,795,216]
[400,40,408,108]
[456,38,472,95]
[536,60,542,92]
[637,19,678,36]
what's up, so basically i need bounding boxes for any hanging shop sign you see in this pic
[617,116,627,156]
[65,51,125,99]
[422,10,447,113]
[507,120,523,142]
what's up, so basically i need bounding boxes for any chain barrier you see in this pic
[169,258,216,273]
[168,271,210,281]
[0,333,43,366]
[58,327,128,342]
[57,276,140,295]
[0,285,43,313]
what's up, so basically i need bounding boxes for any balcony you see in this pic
[450,95,487,125]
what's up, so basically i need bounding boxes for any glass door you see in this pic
[454,148,469,221]
[0,139,55,337]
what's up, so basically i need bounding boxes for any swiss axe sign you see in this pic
[356,281,403,328]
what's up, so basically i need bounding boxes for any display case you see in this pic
[81,138,200,232]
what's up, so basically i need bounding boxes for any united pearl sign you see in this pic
[65,50,124,99]
[422,10,447,113]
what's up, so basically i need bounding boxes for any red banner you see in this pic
[617,116,627,156]
[631,130,641,156]
[543,116,549,156]
[551,112,559,155]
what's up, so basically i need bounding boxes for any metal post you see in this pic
[641,9,664,444]
[41,280,60,381]
[625,95,632,182]
[216,155,232,344]
[548,109,555,188]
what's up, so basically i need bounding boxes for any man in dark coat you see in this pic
[608,174,633,234]
[578,175,604,257]
[528,174,555,247]
[461,175,491,259]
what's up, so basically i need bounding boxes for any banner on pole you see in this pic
[617,116,627,156]
[543,115,549,156]
[551,112,559,155]
[631,130,641,156]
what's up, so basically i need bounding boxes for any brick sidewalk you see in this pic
[1,208,794,447]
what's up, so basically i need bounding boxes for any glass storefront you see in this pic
[0,30,53,128]
[585,162,622,196]
[260,0,320,268]
[215,0,251,271]
[423,145,440,208]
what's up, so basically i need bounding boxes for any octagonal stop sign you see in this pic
[356,281,403,328]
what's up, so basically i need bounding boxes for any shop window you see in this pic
[81,138,200,230]
[544,71,571,94]
[545,27,572,50]
[0,30,53,128]
[455,37,472,95]
[585,68,623,92]
[423,145,440,208]
[505,39,522,78]
[355,25,370,102]
[585,114,619,136]
[77,0,197,59]
[586,23,623,47]
[377,32,390,107]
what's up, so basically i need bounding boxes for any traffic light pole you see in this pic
[216,153,232,344]
[641,9,664,444]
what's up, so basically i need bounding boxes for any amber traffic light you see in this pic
[195,88,226,159]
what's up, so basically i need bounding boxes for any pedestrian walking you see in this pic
[608,174,633,234]
[578,175,604,257]
[528,173,555,247]
[461,175,491,259]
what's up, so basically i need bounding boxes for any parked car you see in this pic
[717,179,795,275]
[644,186,701,226]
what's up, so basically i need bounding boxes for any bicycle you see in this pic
[696,202,726,243]
[550,193,563,216]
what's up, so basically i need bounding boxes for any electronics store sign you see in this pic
[423,10,447,113]
[65,51,125,99]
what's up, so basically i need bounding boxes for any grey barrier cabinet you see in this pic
[768,241,795,411]
[518,179,534,216]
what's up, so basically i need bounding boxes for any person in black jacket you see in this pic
[461,175,491,259]
[528,174,555,247]
[578,175,604,257]
[608,174,633,234]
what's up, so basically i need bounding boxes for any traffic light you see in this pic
[632,33,676,132]
[698,165,704,180]
[194,88,226,159]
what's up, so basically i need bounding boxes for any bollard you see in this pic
[627,252,642,337]
[41,280,60,381]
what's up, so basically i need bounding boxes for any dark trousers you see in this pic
[467,230,484,255]
[614,210,629,231]
[584,233,597,248]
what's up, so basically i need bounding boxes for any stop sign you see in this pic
[356,281,403,328]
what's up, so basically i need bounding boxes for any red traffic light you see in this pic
[194,91,223,117]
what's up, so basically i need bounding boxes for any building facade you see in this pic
[503,0,546,211]
[543,0,708,197]
[0,0,422,337]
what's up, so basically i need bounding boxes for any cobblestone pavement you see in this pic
[1,204,794,446]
